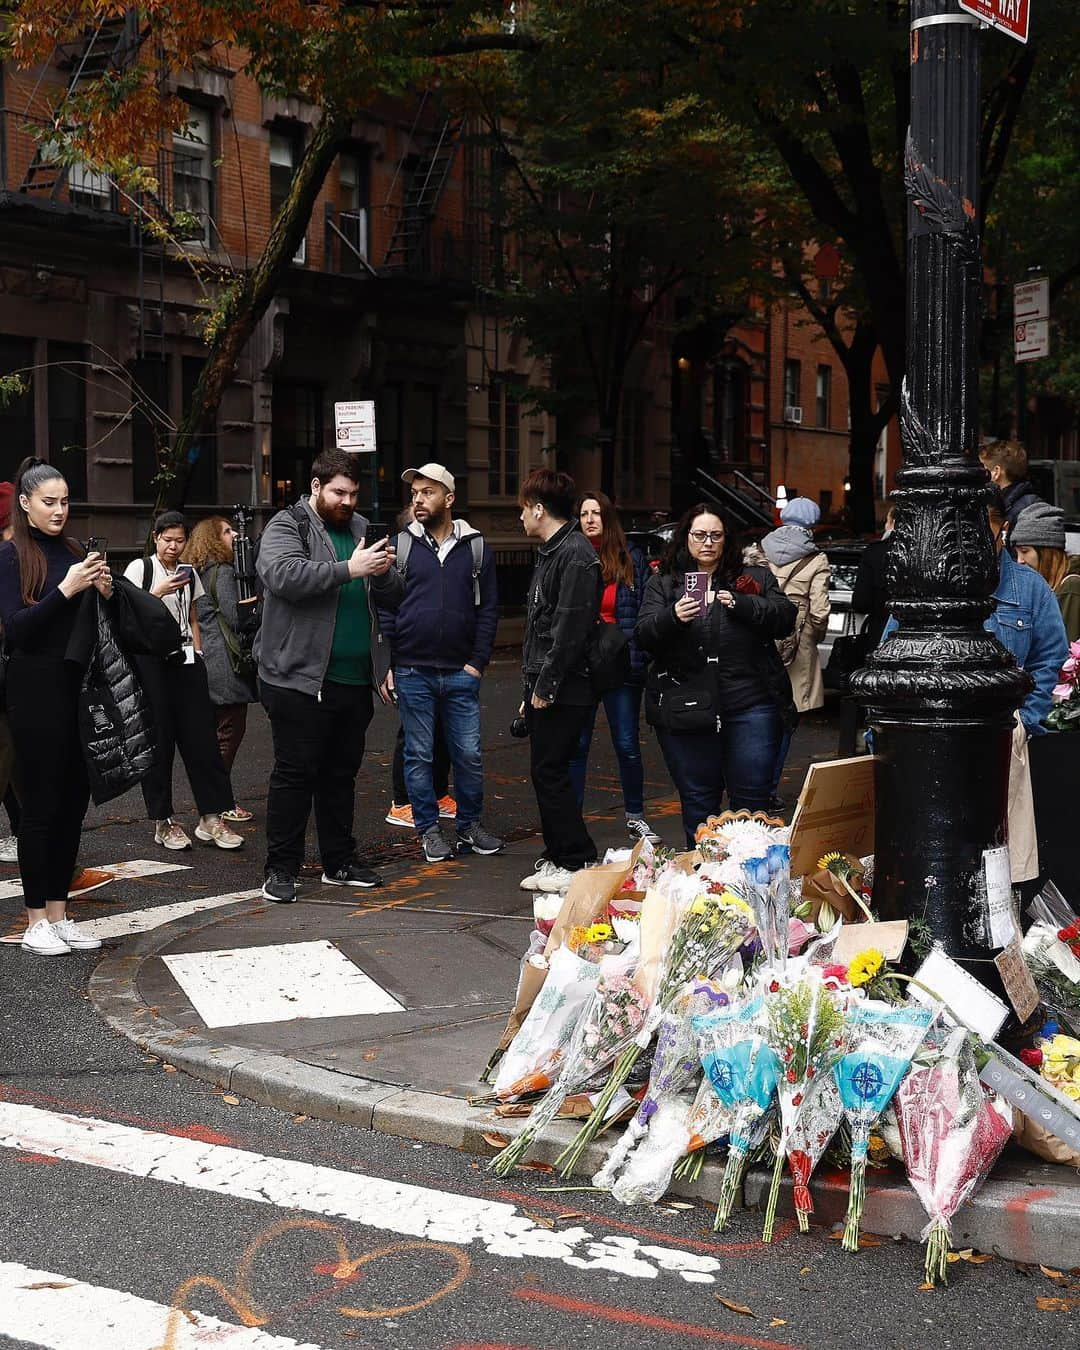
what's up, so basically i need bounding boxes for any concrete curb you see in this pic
[89,902,1080,1267]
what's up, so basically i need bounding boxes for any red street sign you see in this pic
[958,0,1030,43]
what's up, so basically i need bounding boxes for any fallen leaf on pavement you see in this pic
[799,1267,811,1276]
[1035,1296,1077,1312]
[557,1211,586,1222]
[524,1212,556,1230]
[221,1095,240,1106]
[1040,1266,1065,1279]
[665,1200,695,1210]
[21,1282,74,1291]
[963,1253,993,1265]
[362,1049,379,1062]
[162,1064,177,1073]
[495,1103,533,1118]
[481,1132,509,1149]
[769,1319,787,1328]
[918,1282,936,1292]
[293,1114,308,1123]
[520,1161,554,1173]
[714,1297,755,1317]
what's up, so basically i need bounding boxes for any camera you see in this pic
[509,715,529,739]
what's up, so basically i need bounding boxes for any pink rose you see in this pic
[1070,638,1080,660]
[1062,656,1077,676]
[1052,682,1073,702]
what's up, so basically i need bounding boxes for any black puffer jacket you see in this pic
[74,594,158,804]
[635,566,798,731]
[522,520,602,705]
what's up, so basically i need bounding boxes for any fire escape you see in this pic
[381,93,465,278]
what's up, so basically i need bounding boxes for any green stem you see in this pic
[553,1046,641,1177]
[797,1206,810,1233]
[714,1146,747,1232]
[761,1148,785,1243]
[842,1155,866,1252]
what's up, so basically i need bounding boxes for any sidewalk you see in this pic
[89,821,1080,1270]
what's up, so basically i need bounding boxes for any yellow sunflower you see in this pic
[817,850,844,872]
[848,948,885,988]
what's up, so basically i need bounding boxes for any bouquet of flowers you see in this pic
[785,1074,844,1232]
[742,845,793,978]
[493,945,606,1100]
[833,1001,935,1250]
[490,970,649,1176]
[593,978,726,1200]
[696,995,782,1231]
[1022,922,1080,1036]
[1045,637,1080,732]
[895,1029,1014,1285]
[760,972,848,1240]
[694,812,787,889]
[555,888,752,1176]
[672,1071,736,1184]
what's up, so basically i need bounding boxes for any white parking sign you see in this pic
[334,400,377,452]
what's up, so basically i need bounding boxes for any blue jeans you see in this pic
[770,721,796,798]
[569,682,645,816]
[657,702,783,846]
[395,666,483,833]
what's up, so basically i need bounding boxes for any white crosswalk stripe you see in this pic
[0,859,190,903]
[1,889,260,944]
[0,1260,340,1350]
[0,1101,724,1285]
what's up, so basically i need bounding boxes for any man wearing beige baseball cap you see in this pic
[376,463,503,863]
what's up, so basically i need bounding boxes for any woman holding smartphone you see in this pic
[123,511,242,851]
[0,457,106,954]
[634,503,797,845]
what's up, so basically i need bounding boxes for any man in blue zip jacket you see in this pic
[378,463,503,862]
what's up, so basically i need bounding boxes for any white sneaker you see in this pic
[0,834,18,864]
[195,815,244,850]
[519,859,554,892]
[155,819,191,850]
[534,863,576,894]
[21,920,70,956]
[51,918,102,951]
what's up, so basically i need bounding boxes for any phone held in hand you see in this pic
[683,570,708,616]
[365,523,391,547]
[175,563,195,584]
[85,536,108,558]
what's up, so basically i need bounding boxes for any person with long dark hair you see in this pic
[569,491,659,844]
[0,457,108,955]
[635,502,797,845]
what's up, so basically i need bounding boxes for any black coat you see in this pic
[67,590,162,804]
[522,521,602,705]
[635,566,797,732]
[851,535,893,648]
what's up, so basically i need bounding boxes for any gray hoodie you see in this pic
[761,524,818,568]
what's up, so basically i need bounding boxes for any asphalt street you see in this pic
[1,661,1075,1348]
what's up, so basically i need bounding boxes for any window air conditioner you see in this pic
[784,405,803,425]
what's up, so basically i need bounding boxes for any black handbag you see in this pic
[823,620,873,693]
[644,667,718,734]
[587,620,631,695]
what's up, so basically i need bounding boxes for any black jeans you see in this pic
[525,694,597,872]
[391,719,450,806]
[262,679,374,877]
[137,655,233,821]
[7,657,90,909]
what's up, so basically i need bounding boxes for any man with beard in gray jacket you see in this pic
[255,449,405,903]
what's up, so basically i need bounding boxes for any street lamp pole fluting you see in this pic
[850,0,1031,984]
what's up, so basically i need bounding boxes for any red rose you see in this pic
[786,1069,797,1083]
[806,1067,815,1079]
[791,1092,804,1108]
[769,980,780,994]
[1019,1048,1043,1068]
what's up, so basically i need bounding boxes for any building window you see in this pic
[68,159,112,211]
[820,489,833,517]
[0,336,36,485]
[47,342,87,499]
[271,381,322,507]
[270,129,306,264]
[337,151,369,272]
[181,356,217,503]
[129,356,171,502]
[173,104,214,243]
[488,380,520,499]
[816,365,831,428]
[619,390,647,501]
[783,359,801,415]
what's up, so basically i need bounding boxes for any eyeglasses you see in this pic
[689,530,724,543]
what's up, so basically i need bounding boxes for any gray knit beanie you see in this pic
[1011,501,1065,550]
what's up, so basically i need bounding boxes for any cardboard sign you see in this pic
[832,920,909,967]
[994,935,1041,1022]
[788,755,876,880]
[908,946,1009,1042]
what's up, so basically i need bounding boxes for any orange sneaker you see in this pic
[385,802,415,829]
[437,795,458,820]
[68,868,114,898]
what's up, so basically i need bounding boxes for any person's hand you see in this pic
[714,589,735,610]
[518,700,526,716]
[349,538,395,579]
[674,594,700,623]
[91,561,114,598]
[379,669,395,705]
[530,691,552,710]
[59,555,108,599]
[151,572,189,599]
[464,664,482,680]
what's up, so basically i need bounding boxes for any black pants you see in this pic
[391,719,450,805]
[525,694,597,871]
[137,656,232,821]
[262,679,374,877]
[7,657,89,909]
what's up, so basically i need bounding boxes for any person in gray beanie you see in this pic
[1011,501,1080,642]
[745,495,830,811]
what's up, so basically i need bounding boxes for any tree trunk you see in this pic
[156,110,351,516]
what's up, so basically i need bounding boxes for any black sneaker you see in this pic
[321,862,382,889]
[421,826,453,863]
[456,821,504,855]
[262,869,296,904]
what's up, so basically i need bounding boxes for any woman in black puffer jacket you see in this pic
[634,502,797,845]
[569,491,660,845]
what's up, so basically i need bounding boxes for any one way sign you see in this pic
[958,0,1031,43]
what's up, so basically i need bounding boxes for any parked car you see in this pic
[819,540,871,672]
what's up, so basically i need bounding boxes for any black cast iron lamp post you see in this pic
[850,0,1031,988]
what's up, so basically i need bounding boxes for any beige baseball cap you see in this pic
[402,462,455,492]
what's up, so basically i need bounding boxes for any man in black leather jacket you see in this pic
[518,469,602,895]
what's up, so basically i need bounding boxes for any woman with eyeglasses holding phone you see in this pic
[634,502,797,845]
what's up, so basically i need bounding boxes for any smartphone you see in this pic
[175,563,195,583]
[683,570,708,616]
[366,523,391,547]
[86,536,108,558]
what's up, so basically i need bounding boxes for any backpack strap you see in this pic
[394,530,413,578]
[288,501,312,556]
[469,534,485,607]
[141,556,152,591]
